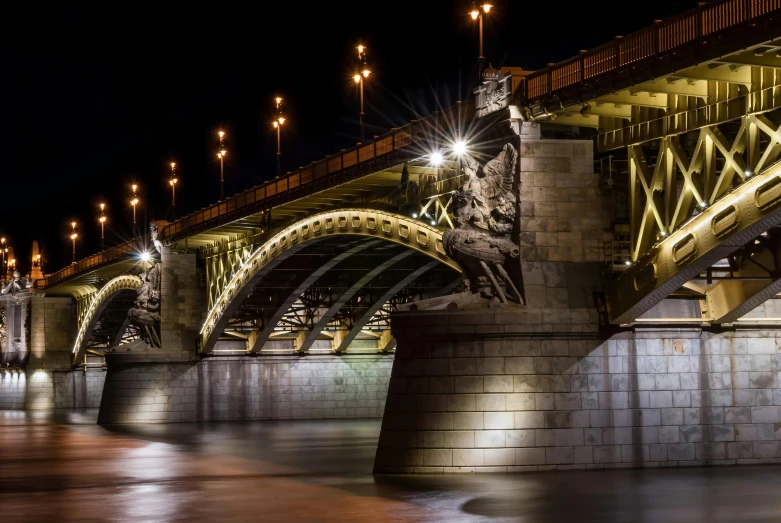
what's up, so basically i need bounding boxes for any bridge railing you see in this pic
[157,103,473,243]
[35,238,145,289]
[521,0,780,104]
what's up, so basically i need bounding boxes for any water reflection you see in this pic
[0,410,779,522]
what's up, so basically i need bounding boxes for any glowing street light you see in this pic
[354,44,372,141]
[470,2,493,81]
[69,221,78,264]
[169,162,178,219]
[217,131,227,200]
[98,203,107,251]
[453,140,468,156]
[0,237,5,272]
[430,151,443,166]
[273,97,286,177]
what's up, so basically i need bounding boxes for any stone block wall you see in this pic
[0,369,105,410]
[374,310,781,473]
[0,371,27,409]
[29,296,74,371]
[518,139,613,264]
[98,354,393,423]
[160,250,201,353]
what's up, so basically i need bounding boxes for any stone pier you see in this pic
[374,308,781,473]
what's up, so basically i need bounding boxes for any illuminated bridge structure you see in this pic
[32,0,781,369]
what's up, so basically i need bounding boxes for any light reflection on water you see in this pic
[0,410,780,522]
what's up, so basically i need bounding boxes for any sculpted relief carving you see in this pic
[128,263,162,348]
[443,143,523,304]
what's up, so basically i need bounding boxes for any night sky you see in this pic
[3,1,699,275]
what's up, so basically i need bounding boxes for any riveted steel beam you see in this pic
[704,239,781,323]
[247,239,380,353]
[607,159,781,324]
[333,260,439,353]
[295,250,414,353]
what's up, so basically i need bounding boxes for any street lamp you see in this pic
[217,131,227,200]
[353,44,371,141]
[130,184,139,225]
[0,237,5,272]
[169,162,178,219]
[70,221,78,264]
[273,97,286,177]
[470,2,493,81]
[99,203,107,251]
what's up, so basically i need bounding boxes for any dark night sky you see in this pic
[2,1,699,274]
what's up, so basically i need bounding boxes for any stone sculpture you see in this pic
[0,271,32,296]
[128,263,162,347]
[443,143,523,303]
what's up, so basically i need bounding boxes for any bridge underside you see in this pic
[528,27,781,326]
[209,235,459,354]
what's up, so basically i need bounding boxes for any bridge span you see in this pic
[3,0,781,475]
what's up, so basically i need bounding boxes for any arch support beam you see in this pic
[296,250,414,353]
[71,274,142,366]
[333,260,438,353]
[200,209,458,352]
[248,239,380,353]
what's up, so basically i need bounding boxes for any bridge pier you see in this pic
[374,308,781,473]
[0,296,105,410]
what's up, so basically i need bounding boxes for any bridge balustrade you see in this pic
[35,239,144,289]
[520,0,780,105]
[156,102,472,244]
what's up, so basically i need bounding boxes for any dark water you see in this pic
[1,410,780,522]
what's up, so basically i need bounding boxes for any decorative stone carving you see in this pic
[0,271,32,367]
[127,263,162,347]
[443,143,523,303]
[1,271,32,296]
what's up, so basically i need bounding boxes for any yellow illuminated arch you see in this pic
[71,274,142,364]
[200,209,458,352]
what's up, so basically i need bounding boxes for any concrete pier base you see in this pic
[373,306,781,474]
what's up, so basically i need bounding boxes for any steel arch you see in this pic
[200,209,459,353]
[71,274,142,365]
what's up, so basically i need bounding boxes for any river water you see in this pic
[1,410,780,522]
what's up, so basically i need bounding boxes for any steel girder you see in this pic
[246,239,381,352]
[200,209,458,353]
[71,274,142,365]
[608,158,781,324]
[294,250,415,353]
[332,260,440,353]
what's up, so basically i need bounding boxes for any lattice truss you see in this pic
[205,241,254,312]
[628,110,781,262]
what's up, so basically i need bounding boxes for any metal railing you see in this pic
[521,0,780,103]
[157,103,473,243]
[36,237,145,289]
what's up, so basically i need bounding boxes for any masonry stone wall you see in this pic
[0,370,105,410]
[97,354,393,423]
[160,250,202,353]
[374,310,781,473]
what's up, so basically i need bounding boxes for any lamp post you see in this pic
[99,203,107,251]
[470,2,493,81]
[0,237,5,271]
[130,184,139,225]
[217,131,226,200]
[169,162,178,220]
[353,45,371,142]
[273,97,286,177]
[70,221,78,264]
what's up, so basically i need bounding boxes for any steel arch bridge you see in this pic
[199,209,460,354]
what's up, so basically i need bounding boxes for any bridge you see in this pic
[5,0,781,473]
